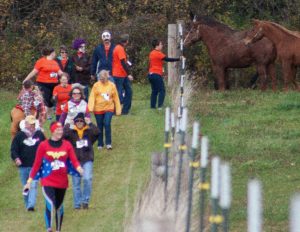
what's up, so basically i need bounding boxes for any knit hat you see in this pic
[25,115,36,124]
[74,113,85,123]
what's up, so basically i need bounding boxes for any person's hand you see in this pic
[23,178,32,192]
[180,55,186,61]
[85,117,91,124]
[15,158,22,166]
[77,166,84,176]
[75,65,83,71]
[91,75,96,81]
[128,75,134,81]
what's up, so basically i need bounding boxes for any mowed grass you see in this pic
[190,89,300,231]
[0,84,164,232]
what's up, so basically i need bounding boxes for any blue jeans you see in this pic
[19,167,38,209]
[148,73,165,108]
[94,112,113,146]
[122,77,132,114]
[113,77,125,104]
[72,161,93,208]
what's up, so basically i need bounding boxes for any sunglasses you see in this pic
[72,92,81,95]
[79,45,86,48]
[61,51,68,54]
[75,119,85,123]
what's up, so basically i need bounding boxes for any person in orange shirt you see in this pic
[23,46,63,119]
[148,39,180,109]
[88,70,121,150]
[112,34,133,115]
[52,73,72,121]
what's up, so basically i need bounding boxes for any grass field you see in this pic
[0,84,165,232]
[1,84,299,231]
[190,88,300,231]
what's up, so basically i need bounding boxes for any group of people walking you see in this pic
[10,29,181,232]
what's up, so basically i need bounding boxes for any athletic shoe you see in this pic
[82,203,88,209]
[97,146,103,150]
[27,207,35,212]
[106,144,112,150]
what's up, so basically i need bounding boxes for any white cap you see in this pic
[102,31,111,41]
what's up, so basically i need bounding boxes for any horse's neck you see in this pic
[200,27,231,50]
[263,24,291,45]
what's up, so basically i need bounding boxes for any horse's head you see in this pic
[244,19,265,45]
[183,14,202,47]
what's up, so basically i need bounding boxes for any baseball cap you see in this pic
[25,115,36,125]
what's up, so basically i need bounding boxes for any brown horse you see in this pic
[184,16,277,91]
[244,19,300,91]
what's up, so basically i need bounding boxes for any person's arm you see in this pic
[87,86,95,112]
[28,142,45,180]
[120,59,130,75]
[67,142,83,175]
[90,48,100,76]
[163,57,180,62]
[113,86,122,116]
[11,134,22,166]
[59,103,68,125]
[23,69,38,83]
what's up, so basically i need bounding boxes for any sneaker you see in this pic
[106,144,112,150]
[97,146,103,150]
[158,107,163,110]
[82,203,88,209]
[27,207,35,212]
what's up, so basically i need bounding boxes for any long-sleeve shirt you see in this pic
[29,139,80,188]
[11,130,46,167]
[17,89,36,116]
[88,81,121,115]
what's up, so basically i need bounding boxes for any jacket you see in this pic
[90,43,115,76]
[63,123,99,164]
[72,53,91,85]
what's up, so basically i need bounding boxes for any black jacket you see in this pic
[11,130,46,167]
[63,123,99,164]
[72,53,92,85]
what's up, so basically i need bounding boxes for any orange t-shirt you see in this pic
[34,57,61,83]
[112,44,127,78]
[52,84,72,115]
[149,49,166,76]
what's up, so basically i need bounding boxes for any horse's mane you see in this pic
[263,20,300,39]
[196,16,236,34]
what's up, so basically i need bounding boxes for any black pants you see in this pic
[42,186,66,231]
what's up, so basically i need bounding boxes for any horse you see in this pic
[244,19,300,91]
[184,15,277,91]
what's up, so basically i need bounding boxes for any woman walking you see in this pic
[23,122,83,232]
[23,46,63,119]
[52,73,72,121]
[88,70,121,150]
[63,113,99,209]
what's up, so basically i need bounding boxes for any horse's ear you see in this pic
[189,11,194,21]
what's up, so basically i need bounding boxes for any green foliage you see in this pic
[1,1,300,90]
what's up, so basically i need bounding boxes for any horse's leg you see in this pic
[290,65,300,91]
[267,63,277,91]
[257,65,268,91]
[213,66,226,91]
[282,61,292,91]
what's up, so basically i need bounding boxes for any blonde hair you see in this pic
[98,70,109,81]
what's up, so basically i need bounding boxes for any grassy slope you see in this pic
[190,89,300,231]
[0,84,164,232]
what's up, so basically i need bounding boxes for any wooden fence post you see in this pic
[168,24,178,86]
